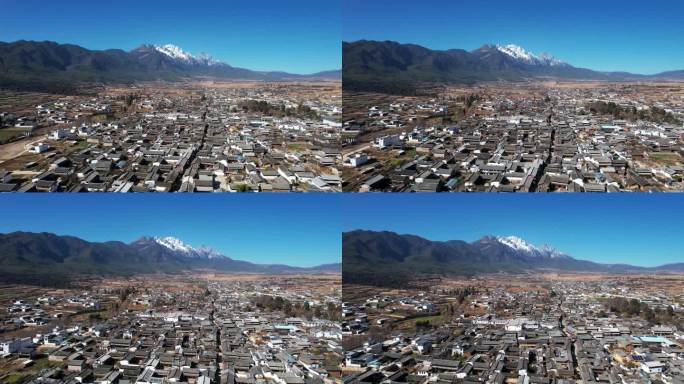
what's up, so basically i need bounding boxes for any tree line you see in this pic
[441,286,478,304]
[602,296,678,326]
[250,295,341,321]
[342,270,413,288]
[0,272,74,288]
[237,100,319,119]
[586,101,681,125]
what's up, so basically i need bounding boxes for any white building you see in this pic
[348,153,368,168]
[0,337,33,355]
[641,361,665,374]
[50,129,69,140]
[27,142,49,153]
[374,135,402,149]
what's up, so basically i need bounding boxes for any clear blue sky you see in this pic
[343,0,684,74]
[0,194,340,267]
[1,0,341,74]
[342,194,683,267]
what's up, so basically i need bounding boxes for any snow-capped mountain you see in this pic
[0,231,341,281]
[153,236,193,253]
[154,44,193,62]
[495,44,567,66]
[343,231,684,285]
[344,40,664,91]
[537,52,566,67]
[153,44,223,66]
[195,52,223,66]
[144,236,226,259]
[495,44,536,63]
[494,236,571,259]
[0,40,342,91]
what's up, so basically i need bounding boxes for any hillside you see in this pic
[342,40,683,94]
[342,230,678,287]
[0,40,341,93]
[0,231,340,286]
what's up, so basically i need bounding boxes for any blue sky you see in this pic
[342,194,683,267]
[343,0,684,74]
[0,194,340,267]
[0,0,340,74]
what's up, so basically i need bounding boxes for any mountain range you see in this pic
[342,40,684,93]
[342,230,684,286]
[0,40,341,93]
[0,231,340,286]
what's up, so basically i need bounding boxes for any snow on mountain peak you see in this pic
[538,52,565,66]
[495,235,570,258]
[153,44,223,66]
[496,235,536,252]
[495,44,566,66]
[496,44,535,62]
[154,44,194,61]
[196,245,226,259]
[195,52,222,66]
[154,236,194,253]
[153,236,225,259]
[539,244,569,258]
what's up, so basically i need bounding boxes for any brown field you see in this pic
[192,272,341,281]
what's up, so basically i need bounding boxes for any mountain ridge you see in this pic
[342,40,684,93]
[0,40,341,93]
[131,236,227,260]
[342,230,683,286]
[0,231,340,286]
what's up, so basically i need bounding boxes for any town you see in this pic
[0,274,343,383]
[342,82,684,192]
[341,273,684,383]
[0,81,342,192]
